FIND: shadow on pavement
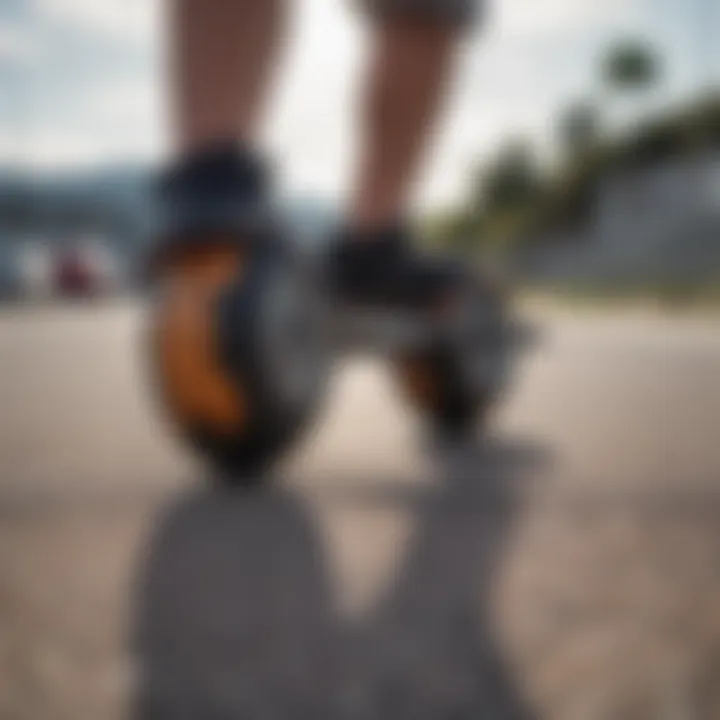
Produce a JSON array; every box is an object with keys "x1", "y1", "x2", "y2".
[{"x1": 133, "y1": 437, "x2": 548, "y2": 719}]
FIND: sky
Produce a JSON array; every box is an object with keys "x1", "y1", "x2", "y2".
[{"x1": 0, "y1": 0, "x2": 717, "y2": 209}]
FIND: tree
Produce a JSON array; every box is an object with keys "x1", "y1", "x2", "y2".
[
  {"x1": 559, "y1": 100, "x2": 601, "y2": 157},
  {"x1": 603, "y1": 40, "x2": 660, "y2": 91},
  {"x1": 479, "y1": 140, "x2": 542, "y2": 215},
  {"x1": 601, "y1": 40, "x2": 662, "y2": 132}
]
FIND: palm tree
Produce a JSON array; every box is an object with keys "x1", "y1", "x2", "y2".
[
  {"x1": 604, "y1": 41, "x2": 659, "y2": 90},
  {"x1": 601, "y1": 39, "x2": 662, "y2": 133}
]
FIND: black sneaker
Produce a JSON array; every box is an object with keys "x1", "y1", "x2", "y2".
[
  {"x1": 148, "y1": 141, "x2": 273, "y2": 273},
  {"x1": 327, "y1": 225, "x2": 469, "y2": 311}
]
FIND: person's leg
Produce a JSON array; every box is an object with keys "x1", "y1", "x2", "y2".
[
  {"x1": 331, "y1": 2, "x2": 478, "y2": 307},
  {"x1": 349, "y1": 14, "x2": 462, "y2": 231},
  {"x1": 152, "y1": 0, "x2": 289, "y2": 267},
  {"x1": 171, "y1": 0, "x2": 287, "y2": 155}
]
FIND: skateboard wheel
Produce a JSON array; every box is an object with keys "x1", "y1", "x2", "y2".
[
  {"x1": 396, "y1": 280, "x2": 509, "y2": 438},
  {"x1": 149, "y1": 241, "x2": 327, "y2": 483},
  {"x1": 397, "y1": 351, "x2": 492, "y2": 437}
]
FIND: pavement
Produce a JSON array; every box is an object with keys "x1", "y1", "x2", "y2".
[{"x1": 1, "y1": 302, "x2": 719, "y2": 719}]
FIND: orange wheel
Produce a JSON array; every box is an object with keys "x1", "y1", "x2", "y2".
[
  {"x1": 149, "y1": 242, "x2": 321, "y2": 482},
  {"x1": 153, "y1": 246, "x2": 248, "y2": 437}
]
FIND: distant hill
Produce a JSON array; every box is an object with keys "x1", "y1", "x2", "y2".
[
  {"x1": 0, "y1": 166, "x2": 152, "y2": 247},
  {"x1": 0, "y1": 166, "x2": 337, "y2": 258}
]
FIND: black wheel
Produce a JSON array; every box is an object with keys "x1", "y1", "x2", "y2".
[
  {"x1": 397, "y1": 350, "x2": 495, "y2": 439},
  {"x1": 149, "y1": 240, "x2": 328, "y2": 485},
  {"x1": 395, "y1": 276, "x2": 509, "y2": 439}
]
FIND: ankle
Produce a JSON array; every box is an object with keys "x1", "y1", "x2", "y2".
[
  {"x1": 161, "y1": 141, "x2": 269, "y2": 205},
  {"x1": 150, "y1": 142, "x2": 272, "y2": 276}
]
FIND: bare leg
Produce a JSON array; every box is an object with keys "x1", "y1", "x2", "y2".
[
  {"x1": 171, "y1": 0, "x2": 287, "y2": 155},
  {"x1": 349, "y1": 15, "x2": 462, "y2": 232}
]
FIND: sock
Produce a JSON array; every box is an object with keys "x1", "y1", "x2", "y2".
[{"x1": 159, "y1": 141, "x2": 268, "y2": 207}]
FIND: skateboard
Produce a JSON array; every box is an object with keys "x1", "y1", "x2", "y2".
[{"x1": 148, "y1": 230, "x2": 519, "y2": 486}]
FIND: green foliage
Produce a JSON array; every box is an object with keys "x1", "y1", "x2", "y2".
[
  {"x1": 424, "y1": 208, "x2": 483, "y2": 251},
  {"x1": 559, "y1": 101, "x2": 601, "y2": 155},
  {"x1": 426, "y1": 93, "x2": 720, "y2": 255},
  {"x1": 478, "y1": 140, "x2": 542, "y2": 215},
  {"x1": 603, "y1": 40, "x2": 661, "y2": 91}
]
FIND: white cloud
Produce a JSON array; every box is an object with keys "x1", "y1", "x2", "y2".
[
  {"x1": 86, "y1": 76, "x2": 162, "y2": 124},
  {"x1": 0, "y1": 124, "x2": 164, "y2": 170},
  {"x1": 265, "y1": 0, "x2": 365, "y2": 200},
  {"x1": 0, "y1": 24, "x2": 42, "y2": 64},
  {"x1": 35, "y1": 0, "x2": 159, "y2": 43},
  {"x1": 495, "y1": 0, "x2": 639, "y2": 37}
]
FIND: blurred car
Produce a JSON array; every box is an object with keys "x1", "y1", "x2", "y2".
[{"x1": 52, "y1": 237, "x2": 124, "y2": 298}]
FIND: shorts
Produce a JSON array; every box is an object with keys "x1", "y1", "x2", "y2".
[{"x1": 362, "y1": 0, "x2": 482, "y2": 28}]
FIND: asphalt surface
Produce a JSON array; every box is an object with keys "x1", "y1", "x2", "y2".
[{"x1": 1, "y1": 302, "x2": 719, "y2": 719}]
